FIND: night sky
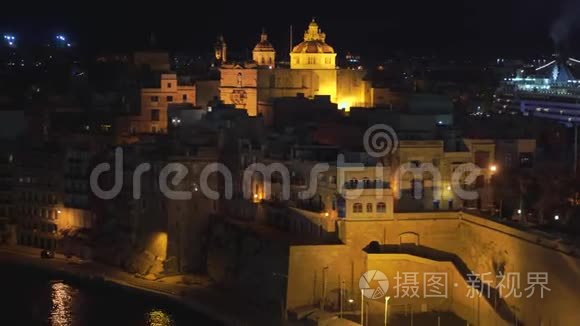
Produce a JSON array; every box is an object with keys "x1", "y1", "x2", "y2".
[{"x1": 0, "y1": 0, "x2": 576, "y2": 60}]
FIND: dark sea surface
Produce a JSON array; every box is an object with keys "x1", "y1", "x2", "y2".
[{"x1": 0, "y1": 264, "x2": 222, "y2": 326}]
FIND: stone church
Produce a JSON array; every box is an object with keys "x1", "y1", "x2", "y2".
[{"x1": 219, "y1": 19, "x2": 371, "y2": 116}]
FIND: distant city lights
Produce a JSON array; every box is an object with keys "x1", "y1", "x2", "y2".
[{"x1": 3, "y1": 34, "x2": 16, "y2": 47}]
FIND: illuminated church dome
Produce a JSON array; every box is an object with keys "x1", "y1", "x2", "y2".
[
  {"x1": 290, "y1": 19, "x2": 336, "y2": 69},
  {"x1": 253, "y1": 30, "x2": 276, "y2": 67}
]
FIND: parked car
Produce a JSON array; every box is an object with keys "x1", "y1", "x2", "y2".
[{"x1": 40, "y1": 250, "x2": 55, "y2": 259}]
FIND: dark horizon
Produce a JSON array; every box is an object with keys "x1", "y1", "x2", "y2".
[{"x1": 0, "y1": 0, "x2": 577, "y2": 60}]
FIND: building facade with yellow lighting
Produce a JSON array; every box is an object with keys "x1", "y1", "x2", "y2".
[
  {"x1": 126, "y1": 73, "x2": 196, "y2": 135},
  {"x1": 219, "y1": 20, "x2": 371, "y2": 116}
]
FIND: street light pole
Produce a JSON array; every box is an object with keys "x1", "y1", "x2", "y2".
[
  {"x1": 360, "y1": 290, "x2": 364, "y2": 326},
  {"x1": 384, "y1": 296, "x2": 390, "y2": 326},
  {"x1": 340, "y1": 281, "x2": 344, "y2": 319},
  {"x1": 321, "y1": 266, "x2": 329, "y2": 311},
  {"x1": 574, "y1": 123, "x2": 578, "y2": 177}
]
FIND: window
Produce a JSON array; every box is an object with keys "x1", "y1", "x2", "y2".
[
  {"x1": 151, "y1": 126, "x2": 157, "y2": 133},
  {"x1": 325, "y1": 57, "x2": 330, "y2": 64},
  {"x1": 377, "y1": 202, "x2": 386, "y2": 213},
  {"x1": 167, "y1": 82, "x2": 172, "y2": 88},
  {"x1": 182, "y1": 94, "x2": 187, "y2": 101},
  {"x1": 166, "y1": 96, "x2": 173, "y2": 102},
  {"x1": 366, "y1": 203, "x2": 373, "y2": 212},
  {"x1": 308, "y1": 57, "x2": 315, "y2": 64},
  {"x1": 151, "y1": 109, "x2": 160, "y2": 121},
  {"x1": 150, "y1": 96, "x2": 159, "y2": 102},
  {"x1": 519, "y1": 152, "x2": 534, "y2": 168},
  {"x1": 353, "y1": 203, "x2": 363, "y2": 213}
]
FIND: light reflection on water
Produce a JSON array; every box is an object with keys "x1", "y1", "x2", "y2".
[
  {"x1": 50, "y1": 282, "x2": 75, "y2": 326},
  {"x1": 0, "y1": 263, "x2": 219, "y2": 326},
  {"x1": 48, "y1": 281, "x2": 175, "y2": 326},
  {"x1": 147, "y1": 309, "x2": 174, "y2": 326}
]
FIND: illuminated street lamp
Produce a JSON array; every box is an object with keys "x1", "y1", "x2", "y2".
[
  {"x1": 554, "y1": 215, "x2": 560, "y2": 221},
  {"x1": 490, "y1": 164, "x2": 498, "y2": 173},
  {"x1": 517, "y1": 209, "x2": 522, "y2": 215}
]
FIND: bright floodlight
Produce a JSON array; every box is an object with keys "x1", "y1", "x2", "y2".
[{"x1": 554, "y1": 215, "x2": 560, "y2": 221}]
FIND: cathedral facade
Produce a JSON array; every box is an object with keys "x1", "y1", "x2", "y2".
[{"x1": 219, "y1": 20, "x2": 371, "y2": 117}]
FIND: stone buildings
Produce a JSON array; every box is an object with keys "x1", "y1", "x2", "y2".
[
  {"x1": 207, "y1": 135, "x2": 578, "y2": 326},
  {"x1": 125, "y1": 73, "x2": 196, "y2": 135},
  {"x1": 219, "y1": 20, "x2": 371, "y2": 117}
]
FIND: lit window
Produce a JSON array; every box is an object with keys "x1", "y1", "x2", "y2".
[{"x1": 377, "y1": 202, "x2": 386, "y2": 213}]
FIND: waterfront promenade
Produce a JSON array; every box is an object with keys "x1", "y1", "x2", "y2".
[{"x1": 0, "y1": 245, "x2": 278, "y2": 326}]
